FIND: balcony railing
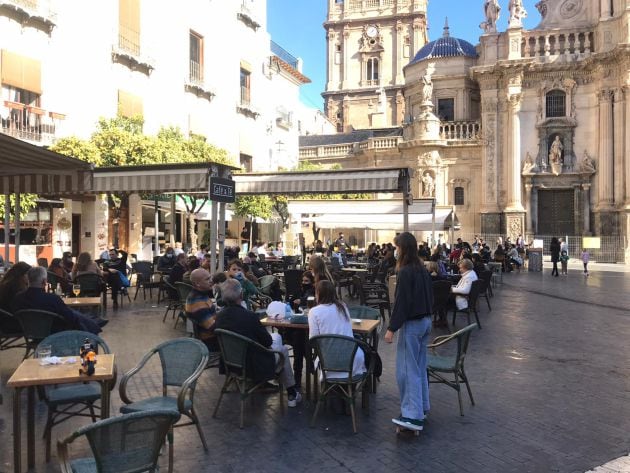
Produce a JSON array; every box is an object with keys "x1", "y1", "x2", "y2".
[
  {"x1": 0, "y1": 0, "x2": 57, "y2": 29},
  {"x1": 439, "y1": 121, "x2": 481, "y2": 142},
  {"x1": 240, "y1": 86, "x2": 251, "y2": 108},
  {"x1": 521, "y1": 28, "x2": 595, "y2": 59},
  {"x1": 117, "y1": 25, "x2": 141, "y2": 57},
  {"x1": 271, "y1": 41, "x2": 298, "y2": 70},
  {"x1": 1, "y1": 101, "x2": 64, "y2": 145},
  {"x1": 237, "y1": 1, "x2": 261, "y2": 30},
  {"x1": 335, "y1": 0, "x2": 425, "y2": 12},
  {"x1": 188, "y1": 60, "x2": 203, "y2": 86},
  {"x1": 112, "y1": 25, "x2": 154, "y2": 74},
  {"x1": 237, "y1": 86, "x2": 258, "y2": 118}
]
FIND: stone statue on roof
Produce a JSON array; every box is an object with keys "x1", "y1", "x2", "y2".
[
  {"x1": 508, "y1": 0, "x2": 527, "y2": 27},
  {"x1": 481, "y1": 0, "x2": 501, "y2": 33}
]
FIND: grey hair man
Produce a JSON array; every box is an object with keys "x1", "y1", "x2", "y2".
[
  {"x1": 10, "y1": 267, "x2": 106, "y2": 334},
  {"x1": 214, "y1": 278, "x2": 302, "y2": 407}
]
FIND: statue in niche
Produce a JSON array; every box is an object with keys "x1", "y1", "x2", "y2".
[
  {"x1": 481, "y1": 0, "x2": 501, "y2": 33},
  {"x1": 422, "y1": 172, "x2": 435, "y2": 197},
  {"x1": 548, "y1": 135, "x2": 564, "y2": 165},
  {"x1": 522, "y1": 152, "x2": 538, "y2": 174},
  {"x1": 421, "y1": 69, "x2": 433, "y2": 105},
  {"x1": 508, "y1": 0, "x2": 527, "y2": 26},
  {"x1": 580, "y1": 150, "x2": 596, "y2": 173}
]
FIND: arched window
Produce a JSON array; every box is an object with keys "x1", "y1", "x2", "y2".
[
  {"x1": 366, "y1": 57, "x2": 379, "y2": 82},
  {"x1": 454, "y1": 186, "x2": 465, "y2": 205},
  {"x1": 546, "y1": 90, "x2": 566, "y2": 118}
]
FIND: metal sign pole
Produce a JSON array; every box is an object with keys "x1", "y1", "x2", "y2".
[
  {"x1": 14, "y1": 193, "x2": 20, "y2": 262},
  {"x1": 218, "y1": 202, "x2": 226, "y2": 272},
  {"x1": 4, "y1": 194, "x2": 9, "y2": 263}
]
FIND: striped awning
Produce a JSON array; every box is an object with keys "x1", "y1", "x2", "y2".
[
  {"x1": 234, "y1": 168, "x2": 407, "y2": 195},
  {"x1": 93, "y1": 162, "x2": 239, "y2": 193},
  {"x1": 0, "y1": 132, "x2": 93, "y2": 194}
]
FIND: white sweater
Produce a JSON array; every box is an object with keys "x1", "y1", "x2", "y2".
[{"x1": 309, "y1": 303, "x2": 366, "y2": 379}]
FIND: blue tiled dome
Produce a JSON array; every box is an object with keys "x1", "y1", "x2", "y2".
[{"x1": 410, "y1": 22, "x2": 477, "y2": 65}]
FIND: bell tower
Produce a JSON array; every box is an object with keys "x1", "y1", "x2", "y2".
[{"x1": 324, "y1": 0, "x2": 429, "y2": 131}]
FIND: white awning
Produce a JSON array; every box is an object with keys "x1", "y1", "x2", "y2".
[
  {"x1": 141, "y1": 199, "x2": 233, "y2": 221},
  {"x1": 234, "y1": 168, "x2": 406, "y2": 195},
  {"x1": 288, "y1": 199, "x2": 453, "y2": 231}
]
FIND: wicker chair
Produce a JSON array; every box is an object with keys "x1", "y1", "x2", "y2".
[
  {"x1": 57, "y1": 410, "x2": 181, "y2": 473},
  {"x1": 451, "y1": 280, "x2": 483, "y2": 329},
  {"x1": 161, "y1": 277, "x2": 182, "y2": 324},
  {"x1": 213, "y1": 328, "x2": 286, "y2": 428},
  {"x1": 14, "y1": 309, "x2": 69, "y2": 359},
  {"x1": 0, "y1": 308, "x2": 25, "y2": 352},
  {"x1": 309, "y1": 334, "x2": 374, "y2": 433},
  {"x1": 427, "y1": 323, "x2": 477, "y2": 416},
  {"x1": 478, "y1": 269, "x2": 493, "y2": 310},
  {"x1": 131, "y1": 261, "x2": 160, "y2": 300},
  {"x1": 432, "y1": 280, "x2": 453, "y2": 328},
  {"x1": 35, "y1": 330, "x2": 115, "y2": 462},
  {"x1": 174, "y1": 282, "x2": 193, "y2": 329},
  {"x1": 119, "y1": 338, "x2": 209, "y2": 465}
]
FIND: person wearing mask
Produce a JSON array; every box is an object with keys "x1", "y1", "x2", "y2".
[
  {"x1": 451, "y1": 259, "x2": 478, "y2": 310},
  {"x1": 384, "y1": 232, "x2": 433, "y2": 433},
  {"x1": 185, "y1": 268, "x2": 218, "y2": 352},
  {"x1": 215, "y1": 278, "x2": 302, "y2": 407},
  {"x1": 308, "y1": 280, "x2": 366, "y2": 381},
  {"x1": 291, "y1": 271, "x2": 315, "y2": 311},
  {"x1": 157, "y1": 247, "x2": 176, "y2": 273},
  {"x1": 102, "y1": 247, "x2": 128, "y2": 309},
  {"x1": 49, "y1": 258, "x2": 72, "y2": 293},
  {"x1": 173, "y1": 242, "x2": 185, "y2": 257},
  {"x1": 61, "y1": 251, "x2": 74, "y2": 274},
  {"x1": 169, "y1": 253, "x2": 188, "y2": 285},
  {"x1": 12, "y1": 266, "x2": 106, "y2": 333},
  {"x1": 226, "y1": 259, "x2": 257, "y2": 310}
]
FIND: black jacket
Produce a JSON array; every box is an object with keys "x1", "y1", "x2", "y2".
[
  {"x1": 215, "y1": 304, "x2": 275, "y2": 382},
  {"x1": 388, "y1": 264, "x2": 433, "y2": 333}
]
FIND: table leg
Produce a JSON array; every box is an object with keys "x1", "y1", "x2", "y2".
[
  {"x1": 13, "y1": 387, "x2": 21, "y2": 473},
  {"x1": 304, "y1": 332, "x2": 312, "y2": 402},
  {"x1": 27, "y1": 386, "x2": 35, "y2": 469},
  {"x1": 101, "y1": 381, "x2": 110, "y2": 419}
]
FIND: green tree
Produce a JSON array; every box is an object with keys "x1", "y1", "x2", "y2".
[
  {"x1": 234, "y1": 195, "x2": 273, "y2": 249},
  {"x1": 50, "y1": 137, "x2": 102, "y2": 166},
  {"x1": 0, "y1": 194, "x2": 39, "y2": 220}
]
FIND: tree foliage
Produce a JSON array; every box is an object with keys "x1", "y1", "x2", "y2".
[
  {"x1": 234, "y1": 195, "x2": 273, "y2": 221},
  {"x1": 0, "y1": 194, "x2": 39, "y2": 220}
]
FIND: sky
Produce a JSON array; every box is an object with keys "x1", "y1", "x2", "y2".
[{"x1": 267, "y1": 0, "x2": 540, "y2": 111}]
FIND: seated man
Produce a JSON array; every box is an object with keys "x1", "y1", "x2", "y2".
[
  {"x1": 215, "y1": 278, "x2": 302, "y2": 408},
  {"x1": 169, "y1": 253, "x2": 188, "y2": 285},
  {"x1": 102, "y1": 247, "x2": 129, "y2": 309},
  {"x1": 157, "y1": 247, "x2": 176, "y2": 273},
  {"x1": 451, "y1": 259, "x2": 478, "y2": 310},
  {"x1": 185, "y1": 268, "x2": 218, "y2": 352},
  {"x1": 11, "y1": 266, "x2": 106, "y2": 334}
]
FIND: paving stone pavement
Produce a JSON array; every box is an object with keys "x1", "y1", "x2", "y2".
[{"x1": 0, "y1": 267, "x2": 629, "y2": 473}]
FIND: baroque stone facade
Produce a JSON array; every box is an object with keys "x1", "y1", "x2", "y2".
[{"x1": 302, "y1": 0, "x2": 630, "y2": 260}]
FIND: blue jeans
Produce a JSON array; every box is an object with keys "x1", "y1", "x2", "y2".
[{"x1": 396, "y1": 317, "x2": 432, "y2": 420}]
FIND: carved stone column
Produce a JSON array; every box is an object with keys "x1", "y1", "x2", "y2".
[
  {"x1": 613, "y1": 88, "x2": 625, "y2": 205},
  {"x1": 506, "y1": 93, "x2": 524, "y2": 211},
  {"x1": 395, "y1": 21, "x2": 404, "y2": 85},
  {"x1": 524, "y1": 182, "x2": 533, "y2": 234},
  {"x1": 600, "y1": 0, "x2": 611, "y2": 19},
  {"x1": 582, "y1": 183, "x2": 591, "y2": 235},
  {"x1": 326, "y1": 30, "x2": 336, "y2": 90},
  {"x1": 625, "y1": 85, "x2": 630, "y2": 207},
  {"x1": 342, "y1": 27, "x2": 350, "y2": 90},
  {"x1": 597, "y1": 89, "x2": 614, "y2": 209},
  {"x1": 531, "y1": 185, "x2": 539, "y2": 235}
]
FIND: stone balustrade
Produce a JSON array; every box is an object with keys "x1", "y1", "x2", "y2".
[
  {"x1": 299, "y1": 136, "x2": 403, "y2": 159},
  {"x1": 439, "y1": 121, "x2": 481, "y2": 142},
  {"x1": 331, "y1": 0, "x2": 425, "y2": 14},
  {"x1": 520, "y1": 28, "x2": 596, "y2": 59}
]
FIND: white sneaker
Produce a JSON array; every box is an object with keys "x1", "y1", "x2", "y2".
[{"x1": 288, "y1": 391, "x2": 302, "y2": 408}]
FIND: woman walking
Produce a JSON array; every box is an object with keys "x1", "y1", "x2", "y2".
[
  {"x1": 384, "y1": 232, "x2": 433, "y2": 432},
  {"x1": 550, "y1": 237, "x2": 561, "y2": 277}
]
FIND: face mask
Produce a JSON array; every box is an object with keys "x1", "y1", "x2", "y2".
[
  {"x1": 302, "y1": 283, "x2": 312, "y2": 290},
  {"x1": 167, "y1": 254, "x2": 173, "y2": 258},
  {"x1": 394, "y1": 250, "x2": 399, "y2": 259},
  {"x1": 234, "y1": 271, "x2": 244, "y2": 281}
]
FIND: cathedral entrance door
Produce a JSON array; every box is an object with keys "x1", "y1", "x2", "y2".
[{"x1": 537, "y1": 189, "x2": 574, "y2": 235}]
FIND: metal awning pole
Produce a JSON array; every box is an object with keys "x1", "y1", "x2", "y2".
[
  {"x1": 218, "y1": 202, "x2": 226, "y2": 272},
  {"x1": 4, "y1": 194, "x2": 9, "y2": 263},
  {"x1": 210, "y1": 201, "x2": 218, "y2": 272},
  {"x1": 154, "y1": 198, "x2": 159, "y2": 257},
  {"x1": 402, "y1": 193, "x2": 409, "y2": 233},
  {"x1": 170, "y1": 195, "x2": 176, "y2": 247},
  {"x1": 431, "y1": 198, "x2": 436, "y2": 248},
  {"x1": 14, "y1": 193, "x2": 20, "y2": 262}
]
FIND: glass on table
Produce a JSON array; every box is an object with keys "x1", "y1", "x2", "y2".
[
  {"x1": 307, "y1": 296, "x2": 315, "y2": 309},
  {"x1": 72, "y1": 284, "x2": 81, "y2": 297},
  {"x1": 38, "y1": 344, "x2": 52, "y2": 364}
]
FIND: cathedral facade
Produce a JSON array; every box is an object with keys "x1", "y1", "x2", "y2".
[{"x1": 302, "y1": 0, "x2": 630, "y2": 261}]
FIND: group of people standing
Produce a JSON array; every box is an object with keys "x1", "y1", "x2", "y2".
[{"x1": 549, "y1": 238, "x2": 590, "y2": 277}]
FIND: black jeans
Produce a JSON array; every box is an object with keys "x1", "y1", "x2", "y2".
[{"x1": 551, "y1": 261, "x2": 559, "y2": 276}]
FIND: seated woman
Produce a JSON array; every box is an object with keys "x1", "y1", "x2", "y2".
[
  {"x1": 49, "y1": 258, "x2": 72, "y2": 294},
  {"x1": 291, "y1": 271, "x2": 315, "y2": 311},
  {"x1": 309, "y1": 255, "x2": 334, "y2": 284},
  {"x1": 308, "y1": 280, "x2": 366, "y2": 380},
  {"x1": 506, "y1": 244, "x2": 523, "y2": 272},
  {"x1": 71, "y1": 252, "x2": 103, "y2": 281},
  {"x1": 0, "y1": 262, "x2": 31, "y2": 313}
]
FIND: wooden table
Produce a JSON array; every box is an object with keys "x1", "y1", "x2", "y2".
[
  {"x1": 261, "y1": 317, "x2": 379, "y2": 401},
  {"x1": 341, "y1": 267, "x2": 369, "y2": 273},
  {"x1": 7, "y1": 354, "x2": 115, "y2": 473},
  {"x1": 65, "y1": 296, "x2": 104, "y2": 316}
]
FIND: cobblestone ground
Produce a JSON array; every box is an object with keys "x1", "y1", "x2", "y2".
[{"x1": 1, "y1": 265, "x2": 629, "y2": 473}]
